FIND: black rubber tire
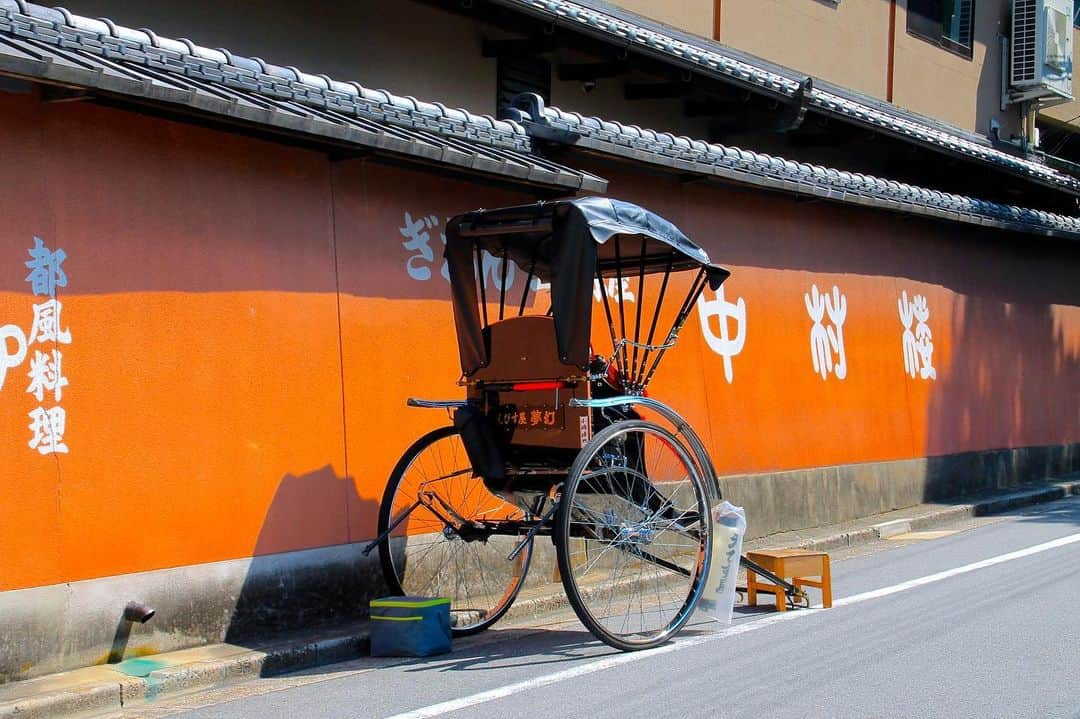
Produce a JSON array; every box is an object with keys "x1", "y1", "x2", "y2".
[
  {"x1": 377, "y1": 426, "x2": 532, "y2": 636},
  {"x1": 556, "y1": 419, "x2": 711, "y2": 651}
]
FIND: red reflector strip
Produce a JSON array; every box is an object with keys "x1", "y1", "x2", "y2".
[{"x1": 510, "y1": 381, "x2": 569, "y2": 391}]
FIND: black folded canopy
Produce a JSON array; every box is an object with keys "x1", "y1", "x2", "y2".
[{"x1": 445, "y1": 196, "x2": 729, "y2": 376}]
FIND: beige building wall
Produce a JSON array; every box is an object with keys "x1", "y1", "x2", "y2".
[
  {"x1": 610, "y1": 0, "x2": 715, "y2": 37},
  {"x1": 717, "y1": 0, "x2": 892, "y2": 101},
  {"x1": 611, "y1": 0, "x2": 1026, "y2": 138},
  {"x1": 891, "y1": 0, "x2": 1019, "y2": 137}
]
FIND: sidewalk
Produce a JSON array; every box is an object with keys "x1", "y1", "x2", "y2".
[{"x1": 2, "y1": 476, "x2": 1077, "y2": 719}]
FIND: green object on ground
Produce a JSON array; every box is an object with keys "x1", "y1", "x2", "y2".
[{"x1": 112, "y1": 658, "x2": 167, "y2": 678}]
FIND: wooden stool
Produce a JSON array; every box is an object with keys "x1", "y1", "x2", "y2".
[{"x1": 746, "y1": 549, "x2": 832, "y2": 611}]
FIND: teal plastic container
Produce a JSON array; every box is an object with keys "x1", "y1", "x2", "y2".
[{"x1": 369, "y1": 596, "x2": 452, "y2": 657}]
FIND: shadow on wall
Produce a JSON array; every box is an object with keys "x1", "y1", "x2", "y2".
[
  {"x1": 223, "y1": 465, "x2": 383, "y2": 644},
  {"x1": 923, "y1": 297, "x2": 1080, "y2": 503}
]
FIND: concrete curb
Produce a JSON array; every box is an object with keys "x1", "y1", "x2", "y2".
[
  {"x1": 2, "y1": 478, "x2": 1078, "y2": 718},
  {"x1": 789, "y1": 479, "x2": 1080, "y2": 553},
  {"x1": 0, "y1": 627, "x2": 372, "y2": 719}
]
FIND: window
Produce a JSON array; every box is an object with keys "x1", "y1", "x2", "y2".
[{"x1": 907, "y1": 0, "x2": 976, "y2": 58}]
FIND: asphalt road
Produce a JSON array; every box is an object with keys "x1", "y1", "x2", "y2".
[{"x1": 108, "y1": 496, "x2": 1080, "y2": 719}]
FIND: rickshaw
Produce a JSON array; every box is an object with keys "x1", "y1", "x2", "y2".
[{"x1": 364, "y1": 197, "x2": 732, "y2": 651}]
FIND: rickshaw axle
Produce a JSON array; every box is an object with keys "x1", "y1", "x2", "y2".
[{"x1": 506, "y1": 499, "x2": 561, "y2": 561}]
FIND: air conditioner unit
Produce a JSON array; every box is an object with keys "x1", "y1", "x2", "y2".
[{"x1": 1010, "y1": 0, "x2": 1073, "y2": 103}]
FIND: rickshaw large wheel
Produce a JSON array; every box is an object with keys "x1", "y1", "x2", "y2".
[
  {"x1": 556, "y1": 419, "x2": 711, "y2": 651},
  {"x1": 377, "y1": 426, "x2": 532, "y2": 636}
]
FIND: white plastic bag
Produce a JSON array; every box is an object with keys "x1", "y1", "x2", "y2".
[{"x1": 696, "y1": 501, "x2": 746, "y2": 624}]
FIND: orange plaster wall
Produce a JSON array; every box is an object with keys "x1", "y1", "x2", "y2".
[
  {"x1": 567, "y1": 165, "x2": 1079, "y2": 475},
  {"x1": 0, "y1": 92, "x2": 1077, "y2": 593},
  {"x1": 0, "y1": 94, "x2": 348, "y2": 589}
]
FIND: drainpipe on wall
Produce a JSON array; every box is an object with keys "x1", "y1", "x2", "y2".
[
  {"x1": 1021, "y1": 102, "x2": 1030, "y2": 151},
  {"x1": 999, "y1": 34, "x2": 1009, "y2": 113},
  {"x1": 997, "y1": 33, "x2": 1028, "y2": 151},
  {"x1": 1022, "y1": 102, "x2": 1039, "y2": 151},
  {"x1": 713, "y1": 0, "x2": 722, "y2": 41},
  {"x1": 887, "y1": 0, "x2": 897, "y2": 102}
]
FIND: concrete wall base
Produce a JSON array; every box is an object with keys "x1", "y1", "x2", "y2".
[
  {"x1": 1, "y1": 441, "x2": 1077, "y2": 684},
  {"x1": 721, "y1": 442, "x2": 1080, "y2": 539}
]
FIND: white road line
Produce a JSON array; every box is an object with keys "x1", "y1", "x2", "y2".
[
  {"x1": 383, "y1": 531, "x2": 1080, "y2": 719},
  {"x1": 834, "y1": 531, "x2": 1080, "y2": 606}
]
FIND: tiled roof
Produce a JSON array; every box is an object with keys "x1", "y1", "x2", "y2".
[
  {"x1": 0, "y1": 0, "x2": 607, "y2": 192},
  {"x1": 488, "y1": 0, "x2": 1080, "y2": 197},
  {"x1": 2, "y1": 1, "x2": 1077, "y2": 241},
  {"x1": 506, "y1": 96, "x2": 1080, "y2": 241}
]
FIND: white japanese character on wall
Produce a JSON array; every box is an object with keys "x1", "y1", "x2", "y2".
[
  {"x1": 400, "y1": 211, "x2": 519, "y2": 293},
  {"x1": 477, "y1": 249, "x2": 516, "y2": 292},
  {"x1": 696, "y1": 286, "x2": 747, "y2": 384},
  {"x1": 592, "y1": 278, "x2": 635, "y2": 304},
  {"x1": 805, "y1": 284, "x2": 847, "y2": 380},
  {"x1": 26, "y1": 349, "x2": 68, "y2": 402},
  {"x1": 898, "y1": 290, "x2": 936, "y2": 380},
  {"x1": 18, "y1": 236, "x2": 73, "y2": 456},
  {"x1": 28, "y1": 298, "x2": 72, "y2": 345},
  {"x1": 25, "y1": 236, "x2": 67, "y2": 298},
  {"x1": 28, "y1": 405, "x2": 68, "y2": 455},
  {"x1": 400, "y1": 212, "x2": 448, "y2": 282}
]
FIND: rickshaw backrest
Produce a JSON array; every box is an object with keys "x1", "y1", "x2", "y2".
[{"x1": 470, "y1": 315, "x2": 579, "y2": 383}]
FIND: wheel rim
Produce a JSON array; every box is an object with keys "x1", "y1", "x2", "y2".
[
  {"x1": 381, "y1": 429, "x2": 531, "y2": 634},
  {"x1": 560, "y1": 421, "x2": 709, "y2": 648}
]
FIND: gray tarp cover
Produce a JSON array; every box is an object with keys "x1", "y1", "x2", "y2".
[{"x1": 445, "y1": 197, "x2": 728, "y2": 375}]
